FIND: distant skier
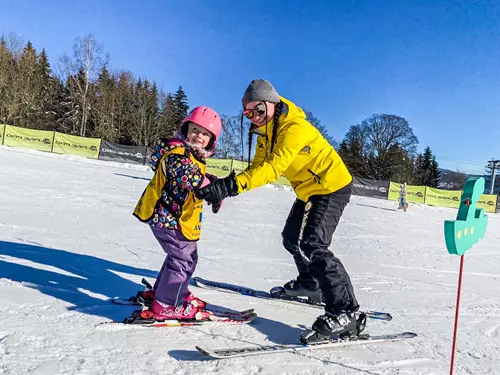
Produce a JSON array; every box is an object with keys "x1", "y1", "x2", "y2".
[
  {"x1": 398, "y1": 183, "x2": 408, "y2": 212},
  {"x1": 195, "y1": 79, "x2": 364, "y2": 343},
  {"x1": 132, "y1": 106, "x2": 222, "y2": 322}
]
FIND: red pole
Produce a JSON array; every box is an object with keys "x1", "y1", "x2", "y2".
[{"x1": 450, "y1": 255, "x2": 465, "y2": 375}]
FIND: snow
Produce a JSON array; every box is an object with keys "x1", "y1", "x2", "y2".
[{"x1": 0, "y1": 145, "x2": 499, "y2": 374}]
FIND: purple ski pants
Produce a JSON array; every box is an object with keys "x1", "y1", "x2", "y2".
[{"x1": 150, "y1": 226, "x2": 198, "y2": 306}]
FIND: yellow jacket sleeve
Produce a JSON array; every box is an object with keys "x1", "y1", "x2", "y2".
[{"x1": 235, "y1": 120, "x2": 308, "y2": 193}]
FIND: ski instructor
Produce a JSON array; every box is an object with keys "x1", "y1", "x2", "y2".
[{"x1": 195, "y1": 79, "x2": 364, "y2": 344}]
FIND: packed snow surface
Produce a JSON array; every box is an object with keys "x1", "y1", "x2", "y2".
[{"x1": 0, "y1": 146, "x2": 499, "y2": 374}]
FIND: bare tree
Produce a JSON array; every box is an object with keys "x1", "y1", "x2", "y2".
[
  {"x1": 215, "y1": 114, "x2": 241, "y2": 159},
  {"x1": 59, "y1": 34, "x2": 107, "y2": 136},
  {"x1": 340, "y1": 114, "x2": 419, "y2": 180},
  {"x1": 128, "y1": 79, "x2": 159, "y2": 147},
  {"x1": 2, "y1": 33, "x2": 24, "y2": 58},
  {"x1": 0, "y1": 34, "x2": 25, "y2": 124},
  {"x1": 304, "y1": 110, "x2": 337, "y2": 148}
]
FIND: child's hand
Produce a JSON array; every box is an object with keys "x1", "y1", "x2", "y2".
[
  {"x1": 201, "y1": 174, "x2": 224, "y2": 213},
  {"x1": 196, "y1": 172, "x2": 238, "y2": 203}
]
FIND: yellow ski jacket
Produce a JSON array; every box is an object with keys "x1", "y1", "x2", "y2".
[{"x1": 235, "y1": 96, "x2": 352, "y2": 202}]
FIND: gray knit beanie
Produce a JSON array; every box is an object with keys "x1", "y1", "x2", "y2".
[{"x1": 242, "y1": 79, "x2": 280, "y2": 108}]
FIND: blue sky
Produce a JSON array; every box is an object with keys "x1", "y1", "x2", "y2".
[{"x1": 2, "y1": 0, "x2": 500, "y2": 174}]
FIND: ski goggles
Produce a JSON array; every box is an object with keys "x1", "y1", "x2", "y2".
[{"x1": 243, "y1": 102, "x2": 266, "y2": 119}]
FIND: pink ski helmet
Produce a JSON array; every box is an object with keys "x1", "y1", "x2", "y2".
[{"x1": 180, "y1": 106, "x2": 221, "y2": 152}]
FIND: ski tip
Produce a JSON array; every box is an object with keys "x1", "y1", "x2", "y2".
[
  {"x1": 195, "y1": 345, "x2": 210, "y2": 355},
  {"x1": 141, "y1": 278, "x2": 153, "y2": 289},
  {"x1": 365, "y1": 311, "x2": 392, "y2": 321},
  {"x1": 401, "y1": 332, "x2": 418, "y2": 339}
]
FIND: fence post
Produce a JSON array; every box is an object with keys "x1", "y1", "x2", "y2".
[
  {"x1": 143, "y1": 146, "x2": 149, "y2": 165},
  {"x1": 95, "y1": 139, "x2": 102, "y2": 160},
  {"x1": 50, "y1": 131, "x2": 56, "y2": 153},
  {"x1": 0, "y1": 124, "x2": 6, "y2": 146}
]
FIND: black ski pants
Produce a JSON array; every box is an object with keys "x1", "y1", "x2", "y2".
[{"x1": 281, "y1": 183, "x2": 359, "y2": 314}]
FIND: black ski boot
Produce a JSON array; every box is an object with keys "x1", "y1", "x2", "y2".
[
  {"x1": 299, "y1": 311, "x2": 367, "y2": 344},
  {"x1": 271, "y1": 277, "x2": 324, "y2": 304}
]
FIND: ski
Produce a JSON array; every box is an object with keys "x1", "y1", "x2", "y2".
[
  {"x1": 110, "y1": 296, "x2": 255, "y2": 319},
  {"x1": 196, "y1": 331, "x2": 417, "y2": 359},
  {"x1": 111, "y1": 280, "x2": 255, "y2": 319},
  {"x1": 111, "y1": 296, "x2": 143, "y2": 306},
  {"x1": 190, "y1": 276, "x2": 392, "y2": 321},
  {"x1": 111, "y1": 277, "x2": 154, "y2": 306},
  {"x1": 99, "y1": 309, "x2": 257, "y2": 327}
]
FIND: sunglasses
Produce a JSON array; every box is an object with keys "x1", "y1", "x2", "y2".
[{"x1": 243, "y1": 102, "x2": 266, "y2": 119}]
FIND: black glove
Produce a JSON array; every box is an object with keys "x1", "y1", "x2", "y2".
[
  {"x1": 196, "y1": 171, "x2": 239, "y2": 204},
  {"x1": 204, "y1": 174, "x2": 223, "y2": 214},
  {"x1": 209, "y1": 200, "x2": 222, "y2": 214}
]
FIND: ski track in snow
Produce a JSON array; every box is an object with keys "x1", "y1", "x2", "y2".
[{"x1": 0, "y1": 146, "x2": 499, "y2": 374}]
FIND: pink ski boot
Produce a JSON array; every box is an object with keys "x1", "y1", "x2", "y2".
[
  {"x1": 185, "y1": 291, "x2": 207, "y2": 309},
  {"x1": 150, "y1": 299, "x2": 211, "y2": 321}
]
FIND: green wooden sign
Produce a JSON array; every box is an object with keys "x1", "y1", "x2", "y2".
[{"x1": 444, "y1": 177, "x2": 488, "y2": 256}]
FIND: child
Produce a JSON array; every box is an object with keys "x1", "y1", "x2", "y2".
[{"x1": 133, "y1": 106, "x2": 221, "y2": 321}]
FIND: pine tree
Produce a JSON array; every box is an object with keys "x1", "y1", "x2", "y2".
[
  {"x1": 36, "y1": 48, "x2": 57, "y2": 129},
  {"x1": 114, "y1": 71, "x2": 135, "y2": 145},
  {"x1": 159, "y1": 93, "x2": 178, "y2": 138},
  {"x1": 415, "y1": 146, "x2": 439, "y2": 187},
  {"x1": 338, "y1": 139, "x2": 365, "y2": 177},
  {"x1": 91, "y1": 65, "x2": 119, "y2": 140},
  {"x1": 12, "y1": 41, "x2": 40, "y2": 128},
  {"x1": 0, "y1": 36, "x2": 14, "y2": 123},
  {"x1": 430, "y1": 155, "x2": 440, "y2": 188},
  {"x1": 173, "y1": 86, "x2": 189, "y2": 126},
  {"x1": 51, "y1": 76, "x2": 73, "y2": 132}
]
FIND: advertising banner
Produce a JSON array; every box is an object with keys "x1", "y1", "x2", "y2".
[
  {"x1": 52, "y1": 132, "x2": 101, "y2": 159},
  {"x1": 206, "y1": 158, "x2": 233, "y2": 177},
  {"x1": 477, "y1": 194, "x2": 497, "y2": 213},
  {"x1": 352, "y1": 176, "x2": 389, "y2": 199},
  {"x1": 3, "y1": 125, "x2": 53, "y2": 152},
  {"x1": 143, "y1": 147, "x2": 154, "y2": 165},
  {"x1": 388, "y1": 182, "x2": 426, "y2": 204},
  {"x1": 99, "y1": 140, "x2": 147, "y2": 164},
  {"x1": 425, "y1": 187, "x2": 461, "y2": 208},
  {"x1": 231, "y1": 159, "x2": 248, "y2": 173}
]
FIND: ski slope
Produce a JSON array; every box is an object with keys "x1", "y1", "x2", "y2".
[{"x1": 0, "y1": 145, "x2": 499, "y2": 375}]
